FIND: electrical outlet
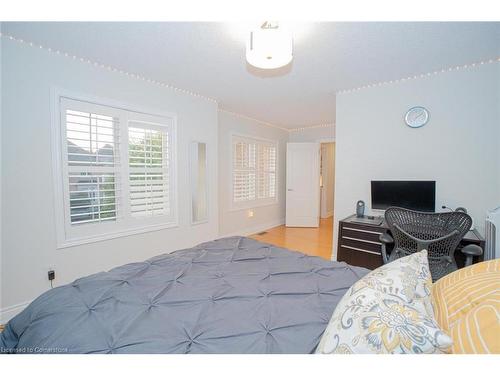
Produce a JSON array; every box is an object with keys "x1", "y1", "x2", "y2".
[{"x1": 48, "y1": 270, "x2": 55, "y2": 281}]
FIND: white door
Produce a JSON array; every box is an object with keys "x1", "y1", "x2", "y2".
[{"x1": 286, "y1": 143, "x2": 320, "y2": 227}]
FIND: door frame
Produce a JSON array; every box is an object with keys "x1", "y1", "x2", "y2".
[{"x1": 320, "y1": 142, "x2": 335, "y2": 219}]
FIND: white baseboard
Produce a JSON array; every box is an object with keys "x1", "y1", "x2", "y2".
[
  {"x1": 220, "y1": 218, "x2": 285, "y2": 238},
  {"x1": 1, "y1": 300, "x2": 31, "y2": 324},
  {"x1": 331, "y1": 250, "x2": 338, "y2": 262}
]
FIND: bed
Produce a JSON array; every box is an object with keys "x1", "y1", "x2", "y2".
[{"x1": 0, "y1": 237, "x2": 368, "y2": 354}]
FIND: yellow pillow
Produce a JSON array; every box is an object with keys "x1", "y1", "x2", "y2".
[
  {"x1": 432, "y1": 259, "x2": 500, "y2": 354},
  {"x1": 449, "y1": 299, "x2": 500, "y2": 354}
]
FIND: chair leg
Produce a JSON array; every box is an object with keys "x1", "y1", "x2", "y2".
[
  {"x1": 464, "y1": 255, "x2": 473, "y2": 267},
  {"x1": 381, "y1": 244, "x2": 389, "y2": 264}
]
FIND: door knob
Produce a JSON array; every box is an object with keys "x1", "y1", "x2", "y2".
[{"x1": 287, "y1": 189, "x2": 294, "y2": 191}]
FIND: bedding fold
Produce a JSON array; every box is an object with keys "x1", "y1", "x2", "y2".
[{"x1": 0, "y1": 237, "x2": 368, "y2": 354}]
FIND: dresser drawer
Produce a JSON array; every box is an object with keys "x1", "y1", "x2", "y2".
[
  {"x1": 337, "y1": 217, "x2": 387, "y2": 270},
  {"x1": 341, "y1": 226, "x2": 384, "y2": 245},
  {"x1": 339, "y1": 246, "x2": 383, "y2": 269},
  {"x1": 341, "y1": 223, "x2": 386, "y2": 234},
  {"x1": 340, "y1": 237, "x2": 381, "y2": 254}
]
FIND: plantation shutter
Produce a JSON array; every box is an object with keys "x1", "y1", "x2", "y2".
[
  {"x1": 257, "y1": 143, "x2": 277, "y2": 199},
  {"x1": 57, "y1": 96, "x2": 177, "y2": 247},
  {"x1": 128, "y1": 122, "x2": 170, "y2": 217},
  {"x1": 233, "y1": 138, "x2": 256, "y2": 202},
  {"x1": 232, "y1": 135, "x2": 277, "y2": 205},
  {"x1": 64, "y1": 106, "x2": 120, "y2": 225}
]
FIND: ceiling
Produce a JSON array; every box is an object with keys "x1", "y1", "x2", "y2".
[{"x1": 2, "y1": 22, "x2": 499, "y2": 129}]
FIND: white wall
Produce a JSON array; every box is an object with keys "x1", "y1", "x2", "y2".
[
  {"x1": 218, "y1": 111, "x2": 288, "y2": 236},
  {"x1": 1, "y1": 39, "x2": 219, "y2": 322},
  {"x1": 0, "y1": 30, "x2": 3, "y2": 323},
  {"x1": 333, "y1": 63, "x2": 500, "y2": 259},
  {"x1": 289, "y1": 125, "x2": 335, "y2": 142},
  {"x1": 320, "y1": 143, "x2": 335, "y2": 218}
]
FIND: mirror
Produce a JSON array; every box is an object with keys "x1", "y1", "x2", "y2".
[{"x1": 190, "y1": 142, "x2": 208, "y2": 224}]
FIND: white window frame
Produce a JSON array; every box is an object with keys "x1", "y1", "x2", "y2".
[
  {"x1": 229, "y1": 132, "x2": 279, "y2": 211},
  {"x1": 51, "y1": 88, "x2": 178, "y2": 249}
]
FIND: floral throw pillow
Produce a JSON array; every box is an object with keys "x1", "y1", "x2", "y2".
[
  {"x1": 353, "y1": 249, "x2": 434, "y2": 316},
  {"x1": 316, "y1": 250, "x2": 452, "y2": 354}
]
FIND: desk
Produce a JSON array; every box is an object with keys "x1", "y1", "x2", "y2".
[{"x1": 337, "y1": 214, "x2": 485, "y2": 270}]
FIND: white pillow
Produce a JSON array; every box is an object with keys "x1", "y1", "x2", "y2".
[{"x1": 316, "y1": 250, "x2": 452, "y2": 354}]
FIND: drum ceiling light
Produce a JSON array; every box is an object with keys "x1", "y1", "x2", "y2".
[{"x1": 246, "y1": 21, "x2": 293, "y2": 69}]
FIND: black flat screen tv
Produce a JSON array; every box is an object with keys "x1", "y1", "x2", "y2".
[{"x1": 371, "y1": 180, "x2": 436, "y2": 212}]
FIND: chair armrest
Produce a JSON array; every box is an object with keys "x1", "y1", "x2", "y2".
[
  {"x1": 379, "y1": 233, "x2": 394, "y2": 244},
  {"x1": 379, "y1": 233, "x2": 394, "y2": 264},
  {"x1": 461, "y1": 244, "x2": 483, "y2": 267},
  {"x1": 461, "y1": 244, "x2": 483, "y2": 257}
]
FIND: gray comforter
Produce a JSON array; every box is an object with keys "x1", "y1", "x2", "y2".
[{"x1": 0, "y1": 237, "x2": 368, "y2": 354}]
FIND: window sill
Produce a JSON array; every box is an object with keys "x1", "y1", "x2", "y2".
[{"x1": 57, "y1": 221, "x2": 179, "y2": 249}]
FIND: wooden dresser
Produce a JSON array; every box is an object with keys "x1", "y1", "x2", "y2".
[
  {"x1": 337, "y1": 215, "x2": 388, "y2": 269},
  {"x1": 337, "y1": 214, "x2": 485, "y2": 270}
]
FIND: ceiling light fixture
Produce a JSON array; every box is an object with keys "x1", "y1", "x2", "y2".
[{"x1": 246, "y1": 21, "x2": 293, "y2": 70}]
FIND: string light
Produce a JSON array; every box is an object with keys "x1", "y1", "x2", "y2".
[
  {"x1": 2, "y1": 32, "x2": 497, "y2": 130},
  {"x1": 218, "y1": 109, "x2": 289, "y2": 131},
  {"x1": 219, "y1": 109, "x2": 335, "y2": 133},
  {"x1": 0, "y1": 33, "x2": 217, "y2": 104},
  {"x1": 337, "y1": 56, "x2": 500, "y2": 94},
  {"x1": 0, "y1": 29, "x2": 342, "y2": 133},
  {"x1": 288, "y1": 123, "x2": 335, "y2": 132}
]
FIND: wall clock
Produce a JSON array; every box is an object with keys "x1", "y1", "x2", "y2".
[{"x1": 404, "y1": 106, "x2": 429, "y2": 128}]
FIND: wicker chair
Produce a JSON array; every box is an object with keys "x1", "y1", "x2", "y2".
[{"x1": 379, "y1": 207, "x2": 483, "y2": 281}]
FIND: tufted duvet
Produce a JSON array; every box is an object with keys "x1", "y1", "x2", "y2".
[{"x1": 0, "y1": 237, "x2": 368, "y2": 354}]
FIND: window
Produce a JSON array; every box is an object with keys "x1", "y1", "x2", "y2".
[
  {"x1": 55, "y1": 96, "x2": 176, "y2": 247},
  {"x1": 65, "y1": 109, "x2": 119, "y2": 225},
  {"x1": 231, "y1": 135, "x2": 277, "y2": 208},
  {"x1": 128, "y1": 124, "x2": 170, "y2": 218}
]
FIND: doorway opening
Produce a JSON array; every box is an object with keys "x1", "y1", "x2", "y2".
[{"x1": 250, "y1": 141, "x2": 335, "y2": 260}]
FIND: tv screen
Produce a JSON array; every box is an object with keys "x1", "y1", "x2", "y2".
[{"x1": 371, "y1": 181, "x2": 436, "y2": 212}]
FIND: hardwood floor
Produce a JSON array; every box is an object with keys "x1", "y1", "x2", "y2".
[{"x1": 249, "y1": 217, "x2": 333, "y2": 260}]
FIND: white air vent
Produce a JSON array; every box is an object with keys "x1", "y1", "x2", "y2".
[{"x1": 485, "y1": 207, "x2": 500, "y2": 260}]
